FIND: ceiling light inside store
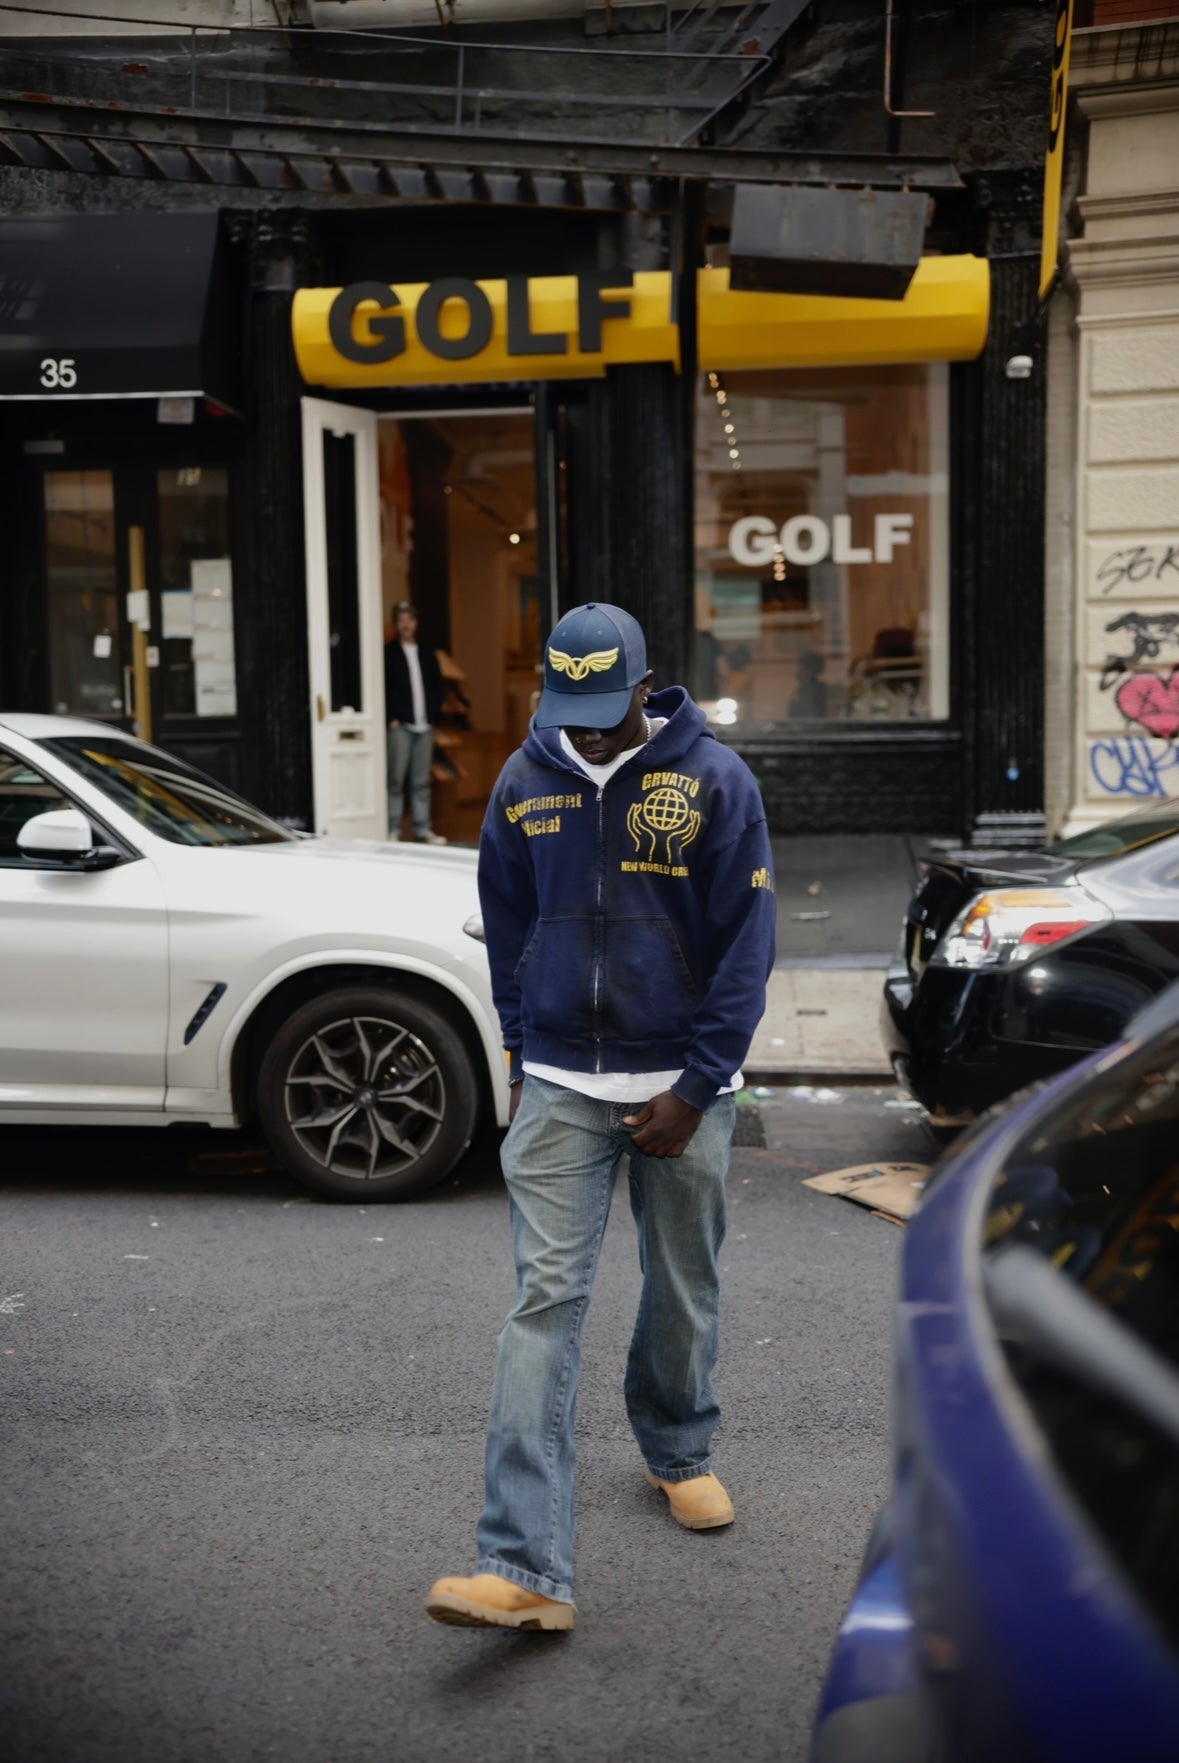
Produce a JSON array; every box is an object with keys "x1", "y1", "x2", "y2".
[{"x1": 508, "y1": 532, "x2": 521, "y2": 545}]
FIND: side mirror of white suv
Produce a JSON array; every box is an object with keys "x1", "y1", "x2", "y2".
[{"x1": 17, "y1": 808, "x2": 118, "y2": 870}]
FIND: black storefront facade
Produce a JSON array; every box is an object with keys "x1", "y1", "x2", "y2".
[{"x1": 0, "y1": 7, "x2": 1054, "y2": 846}]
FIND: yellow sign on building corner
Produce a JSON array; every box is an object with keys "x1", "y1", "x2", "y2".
[
  {"x1": 1040, "y1": 0, "x2": 1075, "y2": 301},
  {"x1": 292, "y1": 260, "x2": 990, "y2": 389}
]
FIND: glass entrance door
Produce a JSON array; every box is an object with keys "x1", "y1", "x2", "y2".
[
  {"x1": 42, "y1": 462, "x2": 242, "y2": 788},
  {"x1": 376, "y1": 407, "x2": 542, "y2": 842},
  {"x1": 44, "y1": 470, "x2": 123, "y2": 719}
]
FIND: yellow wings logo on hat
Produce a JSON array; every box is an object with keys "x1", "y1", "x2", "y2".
[{"x1": 548, "y1": 646, "x2": 619, "y2": 682}]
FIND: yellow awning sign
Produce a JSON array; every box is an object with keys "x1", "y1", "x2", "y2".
[
  {"x1": 292, "y1": 271, "x2": 680, "y2": 388},
  {"x1": 291, "y1": 257, "x2": 991, "y2": 389},
  {"x1": 696, "y1": 258, "x2": 990, "y2": 371},
  {"x1": 1040, "y1": 0, "x2": 1074, "y2": 301}
]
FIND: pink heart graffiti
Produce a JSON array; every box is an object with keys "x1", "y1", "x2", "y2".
[{"x1": 1115, "y1": 669, "x2": 1179, "y2": 740}]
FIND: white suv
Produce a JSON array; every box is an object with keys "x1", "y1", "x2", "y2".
[{"x1": 0, "y1": 715, "x2": 506, "y2": 1201}]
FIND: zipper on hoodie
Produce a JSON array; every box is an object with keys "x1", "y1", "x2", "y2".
[{"x1": 592, "y1": 783, "x2": 606, "y2": 1071}]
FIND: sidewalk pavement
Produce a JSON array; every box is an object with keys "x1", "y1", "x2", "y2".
[
  {"x1": 748, "y1": 966, "x2": 893, "y2": 1080},
  {"x1": 743, "y1": 832, "x2": 940, "y2": 1081}
]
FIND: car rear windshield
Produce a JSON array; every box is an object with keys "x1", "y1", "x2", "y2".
[
  {"x1": 983, "y1": 1031, "x2": 1179, "y2": 1650},
  {"x1": 1048, "y1": 798, "x2": 1179, "y2": 860},
  {"x1": 40, "y1": 737, "x2": 296, "y2": 847}
]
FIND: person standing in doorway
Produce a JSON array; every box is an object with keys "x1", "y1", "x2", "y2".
[
  {"x1": 384, "y1": 600, "x2": 447, "y2": 844},
  {"x1": 426, "y1": 601, "x2": 776, "y2": 1632}
]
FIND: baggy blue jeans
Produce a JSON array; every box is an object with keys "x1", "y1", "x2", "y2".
[
  {"x1": 387, "y1": 725, "x2": 434, "y2": 838},
  {"x1": 474, "y1": 1074, "x2": 736, "y2": 1603}
]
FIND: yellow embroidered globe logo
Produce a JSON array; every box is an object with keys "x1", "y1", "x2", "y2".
[
  {"x1": 627, "y1": 785, "x2": 701, "y2": 865},
  {"x1": 642, "y1": 787, "x2": 691, "y2": 832}
]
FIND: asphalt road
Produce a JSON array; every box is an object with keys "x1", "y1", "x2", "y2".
[{"x1": 0, "y1": 1087, "x2": 935, "y2": 1763}]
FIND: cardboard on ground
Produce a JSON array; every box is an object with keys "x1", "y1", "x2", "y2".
[{"x1": 803, "y1": 1162, "x2": 932, "y2": 1222}]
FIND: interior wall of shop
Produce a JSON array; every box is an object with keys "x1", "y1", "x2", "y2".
[{"x1": 374, "y1": 406, "x2": 541, "y2": 843}]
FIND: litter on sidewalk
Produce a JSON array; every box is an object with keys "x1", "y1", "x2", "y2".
[{"x1": 803, "y1": 1161, "x2": 932, "y2": 1223}]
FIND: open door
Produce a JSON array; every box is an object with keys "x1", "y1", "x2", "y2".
[{"x1": 302, "y1": 397, "x2": 387, "y2": 838}]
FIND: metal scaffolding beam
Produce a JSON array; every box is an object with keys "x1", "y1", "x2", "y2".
[{"x1": 0, "y1": 88, "x2": 964, "y2": 205}]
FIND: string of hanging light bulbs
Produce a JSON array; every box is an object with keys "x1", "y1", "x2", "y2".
[{"x1": 708, "y1": 370, "x2": 786, "y2": 585}]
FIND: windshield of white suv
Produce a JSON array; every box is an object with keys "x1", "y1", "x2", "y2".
[{"x1": 40, "y1": 737, "x2": 296, "y2": 847}]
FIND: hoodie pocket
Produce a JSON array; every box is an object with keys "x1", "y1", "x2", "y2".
[
  {"x1": 602, "y1": 917, "x2": 699, "y2": 1044},
  {"x1": 516, "y1": 916, "x2": 597, "y2": 1040}
]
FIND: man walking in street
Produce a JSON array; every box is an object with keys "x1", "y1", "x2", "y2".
[
  {"x1": 427, "y1": 601, "x2": 776, "y2": 1632},
  {"x1": 384, "y1": 599, "x2": 447, "y2": 844}
]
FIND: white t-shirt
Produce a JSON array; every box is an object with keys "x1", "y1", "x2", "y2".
[
  {"x1": 522, "y1": 719, "x2": 741, "y2": 1105},
  {"x1": 401, "y1": 643, "x2": 430, "y2": 732}
]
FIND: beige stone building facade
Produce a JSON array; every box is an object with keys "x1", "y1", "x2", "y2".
[{"x1": 1054, "y1": 19, "x2": 1179, "y2": 833}]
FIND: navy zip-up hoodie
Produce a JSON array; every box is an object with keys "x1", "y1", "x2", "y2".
[{"x1": 477, "y1": 685, "x2": 777, "y2": 1113}]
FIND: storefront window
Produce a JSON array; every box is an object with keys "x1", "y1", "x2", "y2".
[
  {"x1": 158, "y1": 465, "x2": 236, "y2": 718},
  {"x1": 694, "y1": 364, "x2": 949, "y2": 726},
  {"x1": 45, "y1": 470, "x2": 122, "y2": 718}
]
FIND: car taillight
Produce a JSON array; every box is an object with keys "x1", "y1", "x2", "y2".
[
  {"x1": 932, "y1": 888, "x2": 1111, "y2": 971},
  {"x1": 1018, "y1": 920, "x2": 1094, "y2": 947}
]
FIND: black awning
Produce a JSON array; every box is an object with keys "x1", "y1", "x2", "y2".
[{"x1": 0, "y1": 212, "x2": 239, "y2": 408}]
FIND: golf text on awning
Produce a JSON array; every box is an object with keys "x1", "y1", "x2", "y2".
[
  {"x1": 291, "y1": 260, "x2": 992, "y2": 389},
  {"x1": 328, "y1": 274, "x2": 642, "y2": 364}
]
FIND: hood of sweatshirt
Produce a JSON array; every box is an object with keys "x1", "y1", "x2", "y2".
[{"x1": 521, "y1": 684, "x2": 713, "y2": 775}]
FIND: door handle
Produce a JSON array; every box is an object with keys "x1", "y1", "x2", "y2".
[{"x1": 316, "y1": 694, "x2": 326, "y2": 723}]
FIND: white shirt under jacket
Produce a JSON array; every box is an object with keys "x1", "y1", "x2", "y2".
[{"x1": 401, "y1": 643, "x2": 430, "y2": 733}]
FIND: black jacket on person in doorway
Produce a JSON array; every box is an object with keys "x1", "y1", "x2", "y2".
[{"x1": 384, "y1": 638, "x2": 444, "y2": 727}]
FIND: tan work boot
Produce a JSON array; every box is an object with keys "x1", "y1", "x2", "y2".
[
  {"x1": 426, "y1": 1573, "x2": 574, "y2": 1631},
  {"x1": 643, "y1": 1467, "x2": 734, "y2": 1530}
]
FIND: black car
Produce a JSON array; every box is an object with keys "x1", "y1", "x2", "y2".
[{"x1": 883, "y1": 799, "x2": 1179, "y2": 1119}]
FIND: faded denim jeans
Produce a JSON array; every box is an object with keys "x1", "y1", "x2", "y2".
[
  {"x1": 387, "y1": 724, "x2": 434, "y2": 838},
  {"x1": 474, "y1": 1074, "x2": 735, "y2": 1603}
]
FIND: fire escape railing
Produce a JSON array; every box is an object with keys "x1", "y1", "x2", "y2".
[{"x1": 0, "y1": 1, "x2": 807, "y2": 148}]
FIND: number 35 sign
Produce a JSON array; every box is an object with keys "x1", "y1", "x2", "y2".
[{"x1": 39, "y1": 357, "x2": 78, "y2": 390}]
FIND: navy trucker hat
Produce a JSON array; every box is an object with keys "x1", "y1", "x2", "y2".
[{"x1": 535, "y1": 602, "x2": 648, "y2": 730}]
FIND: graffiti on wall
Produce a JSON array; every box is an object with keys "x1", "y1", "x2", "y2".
[
  {"x1": 1101, "y1": 610, "x2": 1179, "y2": 678},
  {"x1": 1091, "y1": 609, "x2": 1179, "y2": 795},
  {"x1": 1100, "y1": 611, "x2": 1179, "y2": 736},
  {"x1": 1089, "y1": 734, "x2": 1179, "y2": 798},
  {"x1": 1096, "y1": 543, "x2": 1179, "y2": 595},
  {"x1": 1113, "y1": 670, "x2": 1179, "y2": 740}
]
